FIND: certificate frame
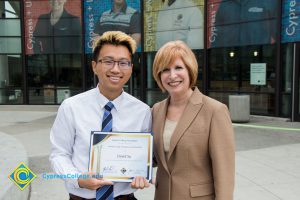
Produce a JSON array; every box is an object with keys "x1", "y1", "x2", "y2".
[{"x1": 89, "y1": 131, "x2": 153, "y2": 182}]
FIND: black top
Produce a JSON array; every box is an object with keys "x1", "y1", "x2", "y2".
[
  {"x1": 211, "y1": 0, "x2": 278, "y2": 47},
  {"x1": 33, "y1": 9, "x2": 81, "y2": 54}
]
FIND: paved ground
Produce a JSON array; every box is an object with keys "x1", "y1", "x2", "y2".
[{"x1": 1, "y1": 105, "x2": 300, "y2": 200}]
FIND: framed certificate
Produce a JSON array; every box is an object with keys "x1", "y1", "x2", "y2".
[{"x1": 89, "y1": 131, "x2": 153, "y2": 182}]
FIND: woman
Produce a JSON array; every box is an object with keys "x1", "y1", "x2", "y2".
[
  {"x1": 151, "y1": 40, "x2": 235, "y2": 200},
  {"x1": 33, "y1": 0, "x2": 81, "y2": 54}
]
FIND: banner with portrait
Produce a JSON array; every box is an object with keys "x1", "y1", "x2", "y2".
[
  {"x1": 84, "y1": 0, "x2": 141, "y2": 54},
  {"x1": 144, "y1": 0, "x2": 204, "y2": 52},
  {"x1": 207, "y1": 0, "x2": 279, "y2": 48},
  {"x1": 281, "y1": 0, "x2": 300, "y2": 43},
  {"x1": 24, "y1": 0, "x2": 82, "y2": 54}
]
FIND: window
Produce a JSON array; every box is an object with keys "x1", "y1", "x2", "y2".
[
  {"x1": 24, "y1": 0, "x2": 83, "y2": 104},
  {"x1": 208, "y1": 45, "x2": 276, "y2": 115},
  {"x1": 0, "y1": 1, "x2": 22, "y2": 104},
  {"x1": 27, "y1": 54, "x2": 83, "y2": 104}
]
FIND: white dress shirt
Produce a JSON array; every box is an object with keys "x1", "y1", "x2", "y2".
[
  {"x1": 49, "y1": 87, "x2": 152, "y2": 198},
  {"x1": 156, "y1": 0, "x2": 204, "y2": 50}
]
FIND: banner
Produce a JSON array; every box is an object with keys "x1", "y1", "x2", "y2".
[
  {"x1": 144, "y1": 0, "x2": 204, "y2": 52},
  {"x1": 24, "y1": 0, "x2": 82, "y2": 54},
  {"x1": 281, "y1": 0, "x2": 300, "y2": 43},
  {"x1": 207, "y1": 0, "x2": 278, "y2": 48},
  {"x1": 84, "y1": 0, "x2": 141, "y2": 54}
]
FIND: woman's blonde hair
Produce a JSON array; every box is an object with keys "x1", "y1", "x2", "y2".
[{"x1": 153, "y1": 40, "x2": 198, "y2": 91}]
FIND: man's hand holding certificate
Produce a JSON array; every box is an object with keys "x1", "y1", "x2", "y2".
[{"x1": 89, "y1": 132, "x2": 153, "y2": 183}]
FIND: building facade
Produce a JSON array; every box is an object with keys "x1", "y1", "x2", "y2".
[{"x1": 0, "y1": 0, "x2": 300, "y2": 121}]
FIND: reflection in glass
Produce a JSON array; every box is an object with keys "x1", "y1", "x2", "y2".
[
  {"x1": 194, "y1": 49, "x2": 204, "y2": 88},
  {"x1": 281, "y1": 43, "x2": 293, "y2": 117},
  {"x1": 208, "y1": 45, "x2": 276, "y2": 115},
  {"x1": 0, "y1": 55, "x2": 22, "y2": 87},
  {"x1": 0, "y1": 55, "x2": 22, "y2": 104},
  {"x1": 27, "y1": 54, "x2": 83, "y2": 104},
  {"x1": 282, "y1": 44, "x2": 293, "y2": 93},
  {"x1": 250, "y1": 93, "x2": 275, "y2": 115},
  {"x1": 0, "y1": 1, "x2": 22, "y2": 104},
  {"x1": 0, "y1": 88, "x2": 23, "y2": 104},
  {"x1": 209, "y1": 92, "x2": 232, "y2": 105},
  {"x1": 0, "y1": 19, "x2": 20, "y2": 36},
  {"x1": 55, "y1": 54, "x2": 82, "y2": 87},
  {"x1": 208, "y1": 48, "x2": 239, "y2": 91},
  {"x1": 0, "y1": 38, "x2": 21, "y2": 53},
  {"x1": 146, "y1": 52, "x2": 163, "y2": 106},
  {"x1": 85, "y1": 54, "x2": 95, "y2": 89},
  {"x1": 132, "y1": 53, "x2": 142, "y2": 99},
  {"x1": 0, "y1": 1, "x2": 20, "y2": 18}
]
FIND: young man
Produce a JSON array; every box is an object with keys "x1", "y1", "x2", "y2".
[
  {"x1": 50, "y1": 31, "x2": 151, "y2": 200},
  {"x1": 94, "y1": 0, "x2": 141, "y2": 47}
]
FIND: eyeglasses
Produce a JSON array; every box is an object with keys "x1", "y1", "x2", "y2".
[{"x1": 97, "y1": 58, "x2": 132, "y2": 69}]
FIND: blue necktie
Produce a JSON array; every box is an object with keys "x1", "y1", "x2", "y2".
[{"x1": 96, "y1": 102, "x2": 114, "y2": 200}]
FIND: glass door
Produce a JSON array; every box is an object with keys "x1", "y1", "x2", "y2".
[{"x1": 294, "y1": 43, "x2": 300, "y2": 121}]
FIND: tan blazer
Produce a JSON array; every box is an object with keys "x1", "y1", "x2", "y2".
[{"x1": 152, "y1": 87, "x2": 235, "y2": 200}]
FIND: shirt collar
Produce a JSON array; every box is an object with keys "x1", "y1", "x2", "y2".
[
  {"x1": 110, "y1": 4, "x2": 127, "y2": 14},
  {"x1": 95, "y1": 86, "x2": 124, "y2": 112}
]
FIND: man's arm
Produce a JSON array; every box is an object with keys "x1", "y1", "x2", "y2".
[
  {"x1": 49, "y1": 100, "x2": 81, "y2": 188},
  {"x1": 142, "y1": 107, "x2": 152, "y2": 132},
  {"x1": 50, "y1": 100, "x2": 115, "y2": 190}
]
